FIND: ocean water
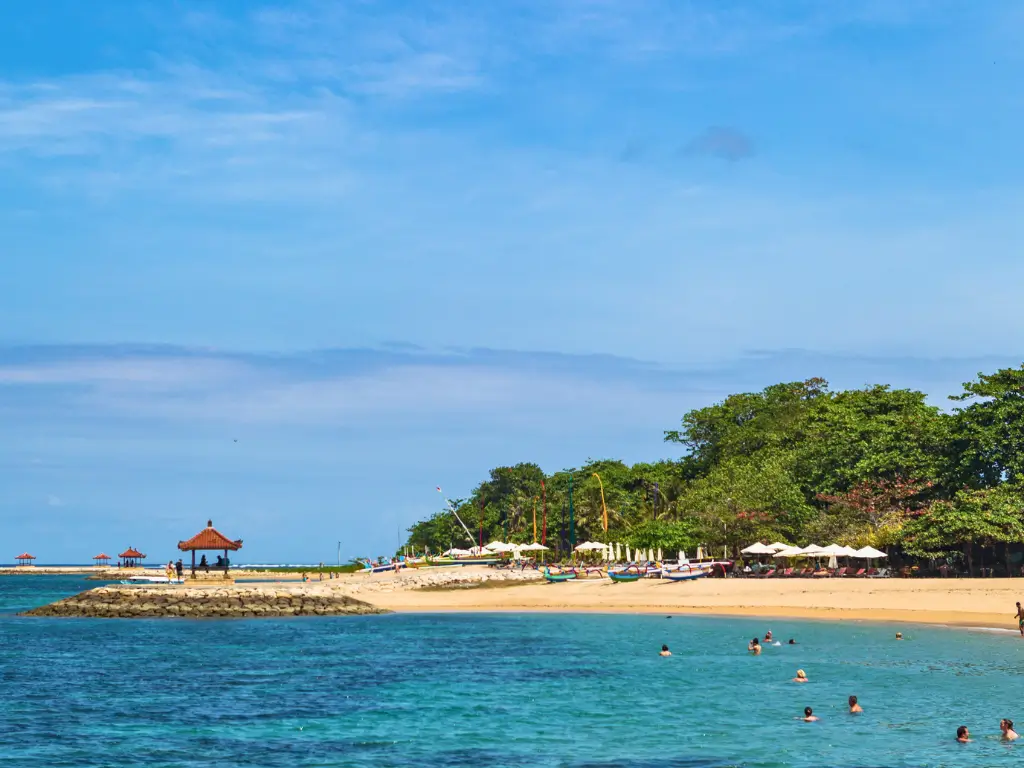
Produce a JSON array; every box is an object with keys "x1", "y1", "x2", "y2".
[{"x1": 0, "y1": 576, "x2": 1021, "y2": 768}]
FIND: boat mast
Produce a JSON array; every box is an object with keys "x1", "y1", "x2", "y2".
[{"x1": 436, "y1": 487, "x2": 476, "y2": 545}]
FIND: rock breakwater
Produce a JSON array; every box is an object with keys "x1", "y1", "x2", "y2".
[{"x1": 20, "y1": 584, "x2": 388, "y2": 618}]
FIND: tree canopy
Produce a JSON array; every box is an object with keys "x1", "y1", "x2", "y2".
[{"x1": 402, "y1": 368, "x2": 1024, "y2": 569}]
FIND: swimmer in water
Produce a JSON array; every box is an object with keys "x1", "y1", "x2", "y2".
[
  {"x1": 956, "y1": 726, "x2": 970, "y2": 743},
  {"x1": 1001, "y1": 719, "x2": 1019, "y2": 741},
  {"x1": 895, "y1": 632, "x2": 903, "y2": 640},
  {"x1": 848, "y1": 695, "x2": 862, "y2": 713},
  {"x1": 765, "y1": 630, "x2": 773, "y2": 642},
  {"x1": 748, "y1": 638, "x2": 761, "y2": 655},
  {"x1": 788, "y1": 639, "x2": 796, "y2": 645},
  {"x1": 792, "y1": 669, "x2": 808, "y2": 683},
  {"x1": 659, "y1": 644, "x2": 672, "y2": 657},
  {"x1": 1015, "y1": 602, "x2": 1024, "y2": 637},
  {"x1": 802, "y1": 707, "x2": 818, "y2": 722}
]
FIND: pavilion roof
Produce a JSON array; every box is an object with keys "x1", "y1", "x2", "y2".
[
  {"x1": 178, "y1": 520, "x2": 243, "y2": 552},
  {"x1": 94, "y1": 553, "x2": 111, "y2": 560},
  {"x1": 119, "y1": 548, "x2": 146, "y2": 559},
  {"x1": 16, "y1": 553, "x2": 35, "y2": 560}
]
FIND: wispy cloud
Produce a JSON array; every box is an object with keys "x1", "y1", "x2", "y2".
[
  {"x1": 683, "y1": 126, "x2": 755, "y2": 161},
  {"x1": 46, "y1": 494, "x2": 64, "y2": 507}
]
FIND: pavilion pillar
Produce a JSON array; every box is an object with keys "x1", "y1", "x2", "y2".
[{"x1": 191, "y1": 550, "x2": 196, "y2": 575}]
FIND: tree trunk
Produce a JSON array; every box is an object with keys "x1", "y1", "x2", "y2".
[
  {"x1": 1005, "y1": 542, "x2": 1011, "y2": 577},
  {"x1": 964, "y1": 543, "x2": 975, "y2": 577}
]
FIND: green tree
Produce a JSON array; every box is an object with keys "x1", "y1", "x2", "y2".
[{"x1": 949, "y1": 365, "x2": 1024, "y2": 487}]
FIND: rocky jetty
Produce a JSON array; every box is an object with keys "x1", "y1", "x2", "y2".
[
  {"x1": 21, "y1": 584, "x2": 388, "y2": 618},
  {"x1": 340, "y1": 567, "x2": 542, "y2": 596}
]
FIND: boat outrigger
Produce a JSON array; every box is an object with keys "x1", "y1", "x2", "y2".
[
  {"x1": 543, "y1": 567, "x2": 577, "y2": 582},
  {"x1": 120, "y1": 574, "x2": 185, "y2": 585},
  {"x1": 607, "y1": 566, "x2": 643, "y2": 583}
]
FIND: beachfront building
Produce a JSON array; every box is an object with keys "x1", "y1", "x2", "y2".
[
  {"x1": 177, "y1": 520, "x2": 242, "y2": 576},
  {"x1": 119, "y1": 548, "x2": 146, "y2": 568},
  {"x1": 15, "y1": 553, "x2": 35, "y2": 567},
  {"x1": 93, "y1": 553, "x2": 111, "y2": 566}
]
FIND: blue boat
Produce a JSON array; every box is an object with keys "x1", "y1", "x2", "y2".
[{"x1": 607, "y1": 567, "x2": 642, "y2": 583}]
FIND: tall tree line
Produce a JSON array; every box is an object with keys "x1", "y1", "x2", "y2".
[{"x1": 403, "y1": 365, "x2": 1024, "y2": 575}]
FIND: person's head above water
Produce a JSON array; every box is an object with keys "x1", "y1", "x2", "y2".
[
  {"x1": 895, "y1": 632, "x2": 903, "y2": 639},
  {"x1": 795, "y1": 669, "x2": 807, "y2": 680},
  {"x1": 662, "y1": 645, "x2": 669, "y2": 651},
  {"x1": 849, "y1": 696, "x2": 858, "y2": 706},
  {"x1": 788, "y1": 639, "x2": 796, "y2": 644},
  {"x1": 751, "y1": 637, "x2": 759, "y2": 645},
  {"x1": 957, "y1": 726, "x2": 970, "y2": 742},
  {"x1": 1001, "y1": 719, "x2": 1014, "y2": 732}
]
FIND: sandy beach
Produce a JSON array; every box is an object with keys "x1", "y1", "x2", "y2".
[{"x1": 346, "y1": 568, "x2": 1024, "y2": 630}]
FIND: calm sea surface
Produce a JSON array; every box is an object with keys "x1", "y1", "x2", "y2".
[{"x1": 0, "y1": 575, "x2": 1021, "y2": 768}]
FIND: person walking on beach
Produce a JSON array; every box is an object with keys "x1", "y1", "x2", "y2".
[
  {"x1": 748, "y1": 638, "x2": 761, "y2": 655},
  {"x1": 659, "y1": 645, "x2": 672, "y2": 657},
  {"x1": 801, "y1": 707, "x2": 818, "y2": 722},
  {"x1": 956, "y1": 726, "x2": 970, "y2": 743},
  {"x1": 1014, "y1": 602, "x2": 1024, "y2": 637},
  {"x1": 175, "y1": 559, "x2": 183, "y2": 580},
  {"x1": 1001, "y1": 719, "x2": 1019, "y2": 740},
  {"x1": 165, "y1": 561, "x2": 175, "y2": 583},
  {"x1": 848, "y1": 696, "x2": 862, "y2": 713}
]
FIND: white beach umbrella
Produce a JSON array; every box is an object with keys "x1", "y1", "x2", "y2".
[
  {"x1": 484, "y1": 541, "x2": 509, "y2": 552},
  {"x1": 768, "y1": 542, "x2": 791, "y2": 552},
  {"x1": 696, "y1": 546, "x2": 705, "y2": 560},
  {"x1": 828, "y1": 555, "x2": 838, "y2": 569},
  {"x1": 657, "y1": 548, "x2": 663, "y2": 562},
  {"x1": 519, "y1": 542, "x2": 549, "y2": 552},
  {"x1": 615, "y1": 543, "x2": 622, "y2": 561},
  {"x1": 773, "y1": 546, "x2": 804, "y2": 558},
  {"x1": 575, "y1": 541, "x2": 606, "y2": 552},
  {"x1": 626, "y1": 545, "x2": 632, "y2": 562},
  {"x1": 799, "y1": 544, "x2": 828, "y2": 557},
  {"x1": 853, "y1": 546, "x2": 887, "y2": 559},
  {"x1": 647, "y1": 548, "x2": 655, "y2": 563},
  {"x1": 840, "y1": 546, "x2": 859, "y2": 557},
  {"x1": 820, "y1": 544, "x2": 848, "y2": 556},
  {"x1": 677, "y1": 550, "x2": 685, "y2": 564},
  {"x1": 741, "y1": 542, "x2": 776, "y2": 555}
]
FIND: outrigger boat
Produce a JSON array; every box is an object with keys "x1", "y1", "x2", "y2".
[
  {"x1": 662, "y1": 564, "x2": 709, "y2": 582},
  {"x1": 607, "y1": 566, "x2": 643, "y2": 583},
  {"x1": 120, "y1": 574, "x2": 185, "y2": 585},
  {"x1": 543, "y1": 567, "x2": 577, "y2": 583}
]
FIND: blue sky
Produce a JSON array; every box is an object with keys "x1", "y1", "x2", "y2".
[{"x1": 1, "y1": 1, "x2": 1022, "y2": 562}]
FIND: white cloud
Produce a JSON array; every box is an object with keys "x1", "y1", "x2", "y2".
[{"x1": 47, "y1": 495, "x2": 64, "y2": 507}]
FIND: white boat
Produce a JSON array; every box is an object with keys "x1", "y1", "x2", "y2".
[{"x1": 120, "y1": 575, "x2": 185, "y2": 585}]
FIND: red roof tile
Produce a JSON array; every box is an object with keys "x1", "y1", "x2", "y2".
[
  {"x1": 178, "y1": 520, "x2": 243, "y2": 552},
  {"x1": 16, "y1": 553, "x2": 35, "y2": 560},
  {"x1": 119, "y1": 548, "x2": 146, "y2": 559},
  {"x1": 94, "y1": 553, "x2": 111, "y2": 560}
]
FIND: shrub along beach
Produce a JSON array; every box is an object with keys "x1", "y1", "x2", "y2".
[{"x1": 405, "y1": 365, "x2": 1024, "y2": 579}]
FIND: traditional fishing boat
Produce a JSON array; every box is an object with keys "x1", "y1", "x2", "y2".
[
  {"x1": 120, "y1": 574, "x2": 185, "y2": 585},
  {"x1": 663, "y1": 564, "x2": 709, "y2": 582},
  {"x1": 607, "y1": 566, "x2": 643, "y2": 583},
  {"x1": 543, "y1": 567, "x2": 577, "y2": 583}
]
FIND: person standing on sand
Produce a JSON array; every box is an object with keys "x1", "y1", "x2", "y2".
[
  {"x1": 166, "y1": 561, "x2": 175, "y2": 582},
  {"x1": 1014, "y1": 602, "x2": 1024, "y2": 637},
  {"x1": 848, "y1": 696, "x2": 863, "y2": 713},
  {"x1": 175, "y1": 559, "x2": 183, "y2": 580},
  {"x1": 1001, "y1": 719, "x2": 1019, "y2": 740}
]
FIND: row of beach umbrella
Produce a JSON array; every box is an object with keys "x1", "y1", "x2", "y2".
[
  {"x1": 741, "y1": 541, "x2": 887, "y2": 560},
  {"x1": 444, "y1": 541, "x2": 674, "y2": 562}
]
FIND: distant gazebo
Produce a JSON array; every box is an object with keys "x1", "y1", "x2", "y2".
[
  {"x1": 15, "y1": 553, "x2": 35, "y2": 567},
  {"x1": 119, "y1": 548, "x2": 146, "y2": 567},
  {"x1": 93, "y1": 553, "x2": 111, "y2": 566},
  {"x1": 178, "y1": 520, "x2": 243, "y2": 575}
]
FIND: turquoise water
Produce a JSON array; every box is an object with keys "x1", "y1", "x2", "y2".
[{"x1": 1, "y1": 576, "x2": 1022, "y2": 767}]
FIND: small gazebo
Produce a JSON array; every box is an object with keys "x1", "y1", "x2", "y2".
[
  {"x1": 15, "y1": 553, "x2": 35, "y2": 567},
  {"x1": 119, "y1": 548, "x2": 146, "y2": 567},
  {"x1": 93, "y1": 553, "x2": 111, "y2": 566},
  {"x1": 178, "y1": 520, "x2": 242, "y2": 575}
]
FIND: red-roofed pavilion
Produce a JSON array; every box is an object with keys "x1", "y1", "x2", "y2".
[
  {"x1": 178, "y1": 520, "x2": 242, "y2": 575},
  {"x1": 93, "y1": 553, "x2": 111, "y2": 566},
  {"x1": 15, "y1": 553, "x2": 35, "y2": 566},
  {"x1": 119, "y1": 548, "x2": 146, "y2": 567}
]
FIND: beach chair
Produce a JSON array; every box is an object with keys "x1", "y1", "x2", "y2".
[
  {"x1": 780, "y1": 567, "x2": 794, "y2": 577},
  {"x1": 851, "y1": 568, "x2": 866, "y2": 577}
]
